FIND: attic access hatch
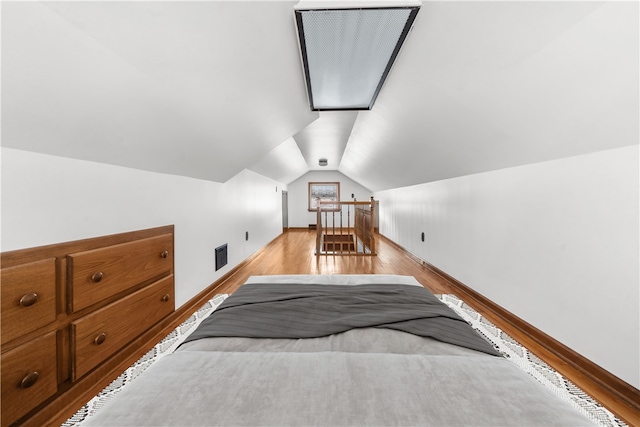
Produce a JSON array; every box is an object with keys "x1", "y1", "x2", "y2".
[{"x1": 294, "y1": 1, "x2": 420, "y2": 111}]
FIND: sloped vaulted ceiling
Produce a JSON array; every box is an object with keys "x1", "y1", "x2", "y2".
[
  {"x1": 2, "y1": 1, "x2": 638, "y2": 192},
  {"x1": 339, "y1": 1, "x2": 639, "y2": 191},
  {"x1": 1, "y1": 1, "x2": 318, "y2": 183}
]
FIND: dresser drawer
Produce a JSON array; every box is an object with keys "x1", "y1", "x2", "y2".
[
  {"x1": 71, "y1": 275, "x2": 174, "y2": 381},
  {"x1": 1, "y1": 331, "x2": 58, "y2": 426},
  {"x1": 1, "y1": 259, "x2": 57, "y2": 345},
  {"x1": 68, "y1": 234, "x2": 173, "y2": 312}
]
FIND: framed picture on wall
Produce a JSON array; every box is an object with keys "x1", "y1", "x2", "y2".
[{"x1": 308, "y1": 182, "x2": 340, "y2": 211}]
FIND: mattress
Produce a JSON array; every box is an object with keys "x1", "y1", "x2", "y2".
[{"x1": 84, "y1": 274, "x2": 594, "y2": 426}]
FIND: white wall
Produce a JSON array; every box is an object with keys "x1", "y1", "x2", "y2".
[
  {"x1": 287, "y1": 171, "x2": 372, "y2": 228},
  {"x1": 375, "y1": 145, "x2": 639, "y2": 388},
  {"x1": 1, "y1": 148, "x2": 284, "y2": 308}
]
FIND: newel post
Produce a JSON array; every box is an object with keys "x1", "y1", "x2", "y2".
[
  {"x1": 370, "y1": 196, "x2": 376, "y2": 255},
  {"x1": 316, "y1": 204, "x2": 322, "y2": 255}
]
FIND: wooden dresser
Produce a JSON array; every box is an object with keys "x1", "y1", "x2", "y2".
[{"x1": 1, "y1": 226, "x2": 175, "y2": 426}]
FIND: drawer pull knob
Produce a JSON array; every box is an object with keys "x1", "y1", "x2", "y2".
[
  {"x1": 94, "y1": 333, "x2": 107, "y2": 345},
  {"x1": 161, "y1": 250, "x2": 169, "y2": 259},
  {"x1": 19, "y1": 293, "x2": 38, "y2": 307},
  {"x1": 91, "y1": 272, "x2": 104, "y2": 283},
  {"x1": 20, "y1": 372, "x2": 40, "y2": 389},
  {"x1": 162, "y1": 294, "x2": 170, "y2": 302}
]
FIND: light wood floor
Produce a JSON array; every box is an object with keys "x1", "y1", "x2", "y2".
[
  {"x1": 208, "y1": 229, "x2": 637, "y2": 425},
  {"x1": 214, "y1": 229, "x2": 455, "y2": 295}
]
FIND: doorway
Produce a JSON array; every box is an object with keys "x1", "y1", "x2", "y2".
[{"x1": 281, "y1": 190, "x2": 288, "y2": 230}]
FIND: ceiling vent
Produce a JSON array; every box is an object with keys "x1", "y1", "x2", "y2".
[
  {"x1": 319, "y1": 158, "x2": 328, "y2": 167},
  {"x1": 295, "y1": 2, "x2": 420, "y2": 111}
]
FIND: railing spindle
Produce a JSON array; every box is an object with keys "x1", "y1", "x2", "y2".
[
  {"x1": 348, "y1": 205, "x2": 352, "y2": 254},
  {"x1": 316, "y1": 207, "x2": 322, "y2": 255}
]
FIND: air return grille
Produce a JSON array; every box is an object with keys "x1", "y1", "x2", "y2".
[{"x1": 215, "y1": 244, "x2": 227, "y2": 271}]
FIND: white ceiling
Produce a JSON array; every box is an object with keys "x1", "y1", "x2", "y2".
[
  {"x1": 2, "y1": 1, "x2": 638, "y2": 192},
  {"x1": 294, "y1": 111, "x2": 359, "y2": 170}
]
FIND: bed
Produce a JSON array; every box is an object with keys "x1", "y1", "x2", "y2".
[{"x1": 83, "y1": 274, "x2": 593, "y2": 426}]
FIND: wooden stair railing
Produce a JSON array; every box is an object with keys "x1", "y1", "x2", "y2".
[{"x1": 315, "y1": 197, "x2": 376, "y2": 256}]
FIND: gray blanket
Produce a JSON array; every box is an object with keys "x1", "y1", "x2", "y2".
[{"x1": 182, "y1": 283, "x2": 500, "y2": 356}]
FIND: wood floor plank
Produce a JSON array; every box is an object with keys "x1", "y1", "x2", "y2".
[{"x1": 214, "y1": 229, "x2": 455, "y2": 295}]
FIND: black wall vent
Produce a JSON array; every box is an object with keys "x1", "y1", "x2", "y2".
[{"x1": 215, "y1": 244, "x2": 228, "y2": 271}]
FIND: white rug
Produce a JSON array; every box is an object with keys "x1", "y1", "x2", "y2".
[{"x1": 63, "y1": 293, "x2": 625, "y2": 427}]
